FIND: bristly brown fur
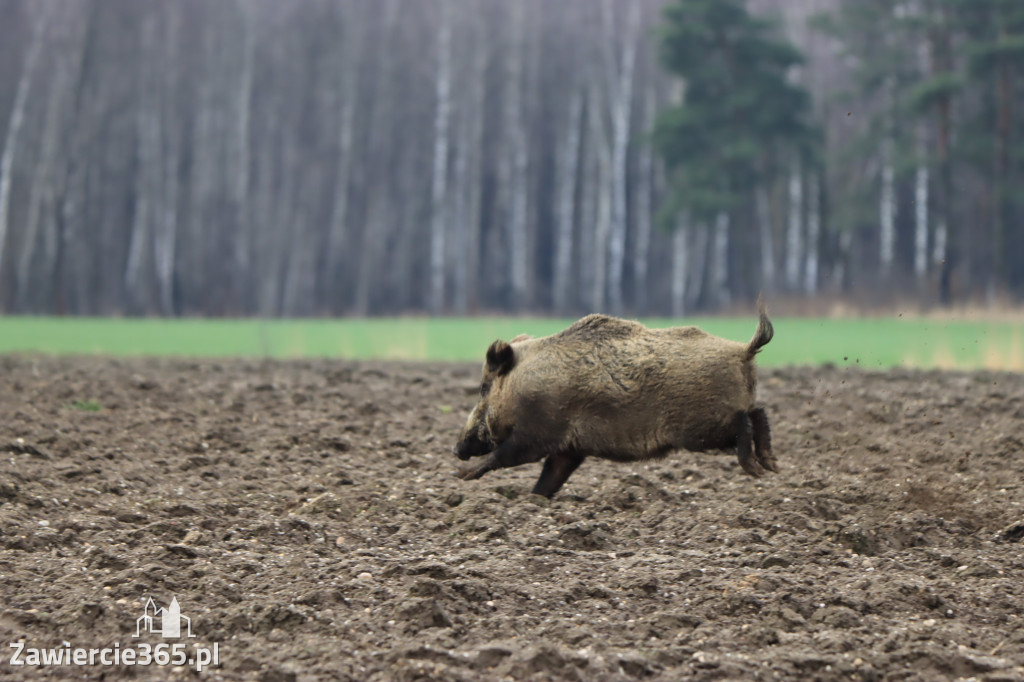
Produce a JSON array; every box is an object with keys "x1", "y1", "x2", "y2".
[{"x1": 454, "y1": 306, "x2": 777, "y2": 497}]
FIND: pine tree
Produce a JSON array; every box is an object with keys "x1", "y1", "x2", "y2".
[
  {"x1": 820, "y1": 0, "x2": 1024, "y2": 301},
  {"x1": 653, "y1": 0, "x2": 814, "y2": 305},
  {"x1": 953, "y1": 0, "x2": 1024, "y2": 296}
]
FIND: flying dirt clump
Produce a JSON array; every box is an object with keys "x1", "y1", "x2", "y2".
[{"x1": 453, "y1": 302, "x2": 776, "y2": 498}]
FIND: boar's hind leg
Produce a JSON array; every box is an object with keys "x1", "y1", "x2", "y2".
[
  {"x1": 749, "y1": 407, "x2": 777, "y2": 473},
  {"x1": 734, "y1": 411, "x2": 764, "y2": 477},
  {"x1": 532, "y1": 451, "x2": 585, "y2": 499}
]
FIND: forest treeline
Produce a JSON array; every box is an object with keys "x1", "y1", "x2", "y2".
[{"x1": 0, "y1": 0, "x2": 1021, "y2": 317}]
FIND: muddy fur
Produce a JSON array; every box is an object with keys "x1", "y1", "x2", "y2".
[{"x1": 454, "y1": 303, "x2": 776, "y2": 497}]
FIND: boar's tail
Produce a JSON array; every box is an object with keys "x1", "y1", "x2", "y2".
[{"x1": 747, "y1": 296, "x2": 774, "y2": 357}]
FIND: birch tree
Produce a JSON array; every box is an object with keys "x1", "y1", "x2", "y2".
[
  {"x1": 686, "y1": 223, "x2": 710, "y2": 310},
  {"x1": 15, "y1": 14, "x2": 72, "y2": 312},
  {"x1": 604, "y1": 0, "x2": 639, "y2": 316},
  {"x1": 878, "y1": 82, "x2": 896, "y2": 275},
  {"x1": 632, "y1": 86, "x2": 657, "y2": 315},
  {"x1": 913, "y1": 120, "x2": 929, "y2": 280},
  {"x1": 588, "y1": 80, "x2": 613, "y2": 313},
  {"x1": 353, "y1": 0, "x2": 398, "y2": 315},
  {"x1": 231, "y1": 0, "x2": 255, "y2": 311},
  {"x1": 124, "y1": 7, "x2": 162, "y2": 313},
  {"x1": 11, "y1": 0, "x2": 1023, "y2": 314},
  {"x1": 451, "y1": 2, "x2": 487, "y2": 315},
  {"x1": 154, "y1": 5, "x2": 182, "y2": 316},
  {"x1": 785, "y1": 159, "x2": 803, "y2": 289},
  {"x1": 670, "y1": 214, "x2": 689, "y2": 316},
  {"x1": 804, "y1": 171, "x2": 820, "y2": 294},
  {"x1": 428, "y1": 0, "x2": 452, "y2": 315},
  {"x1": 553, "y1": 89, "x2": 583, "y2": 315},
  {"x1": 710, "y1": 211, "x2": 730, "y2": 306},
  {"x1": 503, "y1": 0, "x2": 530, "y2": 311},
  {"x1": 0, "y1": 1, "x2": 48, "y2": 297}
]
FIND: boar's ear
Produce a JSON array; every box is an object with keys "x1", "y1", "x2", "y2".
[{"x1": 486, "y1": 340, "x2": 516, "y2": 375}]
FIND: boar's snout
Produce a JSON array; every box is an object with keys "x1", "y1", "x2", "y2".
[
  {"x1": 453, "y1": 404, "x2": 495, "y2": 460},
  {"x1": 453, "y1": 427, "x2": 493, "y2": 460}
]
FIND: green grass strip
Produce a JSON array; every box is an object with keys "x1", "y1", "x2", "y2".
[{"x1": 0, "y1": 316, "x2": 1021, "y2": 370}]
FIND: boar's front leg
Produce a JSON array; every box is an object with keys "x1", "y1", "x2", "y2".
[
  {"x1": 456, "y1": 451, "x2": 501, "y2": 480},
  {"x1": 456, "y1": 436, "x2": 545, "y2": 481},
  {"x1": 532, "y1": 451, "x2": 585, "y2": 498}
]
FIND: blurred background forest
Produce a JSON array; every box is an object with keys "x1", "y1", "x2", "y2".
[{"x1": 0, "y1": 0, "x2": 1021, "y2": 318}]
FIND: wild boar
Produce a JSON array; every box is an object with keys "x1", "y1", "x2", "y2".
[{"x1": 453, "y1": 303, "x2": 776, "y2": 498}]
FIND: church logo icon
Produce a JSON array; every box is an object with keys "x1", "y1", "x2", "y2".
[{"x1": 134, "y1": 597, "x2": 195, "y2": 639}]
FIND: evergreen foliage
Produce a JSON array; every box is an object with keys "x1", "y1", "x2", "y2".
[
  {"x1": 817, "y1": 0, "x2": 1024, "y2": 297},
  {"x1": 654, "y1": 0, "x2": 815, "y2": 225}
]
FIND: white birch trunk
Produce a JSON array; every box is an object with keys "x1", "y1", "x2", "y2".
[
  {"x1": 453, "y1": 11, "x2": 486, "y2": 316},
  {"x1": 632, "y1": 86, "x2": 656, "y2": 315},
  {"x1": 578, "y1": 106, "x2": 599, "y2": 311},
  {"x1": 505, "y1": 0, "x2": 529, "y2": 310},
  {"x1": 57, "y1": 11, "x2": 96, "y2": 312},
  {"x1": 428, "y1": 0, "x2": 452, "y2": 315},
  {"x1": 282, "y1": 173, "x2": 316, "y2": 317},
  {"x1": 880, "y1": 137, "x2": 896, "y2": 273},
  {"x1": 354, "y1": 0, "x2": 398, "y2": 315},
  {"x1": 322, "y1": 2, "x2": 363, "y2": 308},
  {"x1": 188, "y1": 38, "x2": 218, "y2": 310},
  {"x1": 835, "y1": 230, "x2": 852, "y2": 293},
  {"x1": 232, "y1": 0, "x2": 254, "y2": 307},
  {"x1": 686, "y1": 224, "x2": 709, "y2": 310},
  {"x1": 155, "y1": 148, "x2": 179, "y2": 316},
  {"x1": 785, "y1": 160, "x2": 803, "y2": 290},
  {"x1": 273, "y1": 138, "x2": 301, "y2": 316},
  {"x1": 933, "y1": 219, "x2": 947, "y2": 266},
  {"x1": 605, "y1": 0, "x2": 639, "y2": 316},
  {"x1": 42, "y1": 7, "x2": 87, "y2": 310},
  {"x1": 155, "y1": 6, "x2": 181, "y2": 316},
  {"x1": 553, "y1": 90, "x2": 583, "y2": 315},
  {"x1": 125, "y1": 11, "x2": 161, "y2": 308},
  {"x1": 671, "y1": 216, "x2": 689, "y2": 318},
  {"x1": 879, "y1": 77, "x2": 896, "y2": 274},
  {"x1": 804, "y1": 173, "x2": 820, "y2": 295},
  {"x1": 592, "y1": 144, "x2": 612, "y2": 312},
  {"x1": 711, "y1": 211, "x2": 730, "y2": 307},
  {"x1": 392, "y1": 120, "x2": 426, "y2": 311},
  {"x1": 17, "y1": 33, "x2": 68, "y2": 309},
  {"x1": 755, "y1": 184, "x2": 775, "y2": 293},
  {"x1": 914, "y1": 132, "x2": 929, "y2": 279},
  {"x1": 252, "y1": 107, "x2": 277, "y2": 316},
  {"x1": 0, "y1": 3, "x2": 49, "y2": 287},
  {"x1": 913, "y1": 35, "x2": 930, "y2": 281},
  {"x1": 451, "y1": 126, "x2": 471, "y2": 313},
  {"x1": 589, "y1": 81, "x2": 612, "y2": 313}
]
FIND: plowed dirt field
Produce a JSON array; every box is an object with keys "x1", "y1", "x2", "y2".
[{"x1": 1, "y1": 356, "x2": 1023, "y2": 681}]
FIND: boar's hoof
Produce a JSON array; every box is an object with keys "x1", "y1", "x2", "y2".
[{"x1": 739, "y1": 454, "x2": 766, "y2": 478}]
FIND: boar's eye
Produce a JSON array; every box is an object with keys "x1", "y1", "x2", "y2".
[{"x1": 480, "y1": 381, "x2": 491, "y2": 397}]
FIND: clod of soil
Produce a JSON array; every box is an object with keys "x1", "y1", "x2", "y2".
[{"x1": 1, "y1": 357, "x2": 1023, "y2": 681}]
